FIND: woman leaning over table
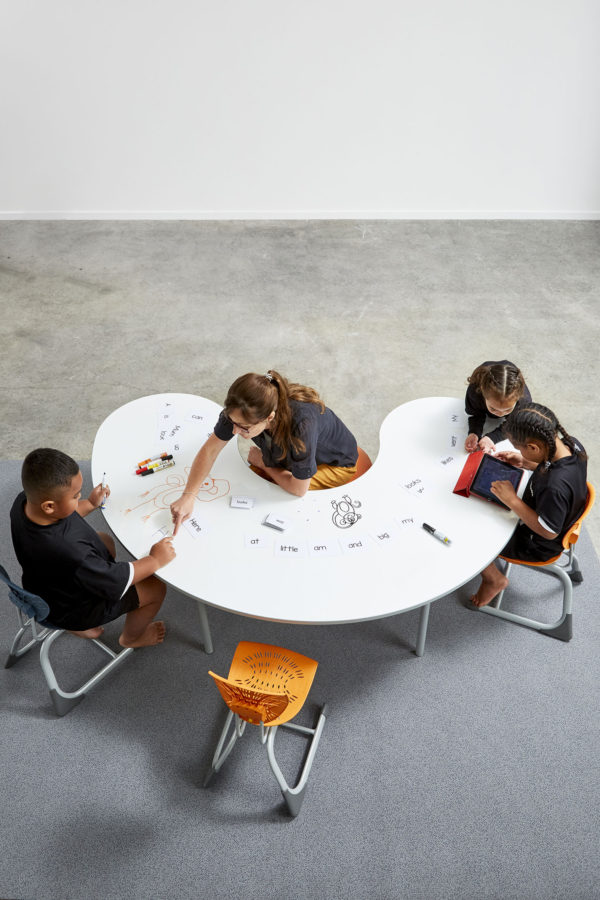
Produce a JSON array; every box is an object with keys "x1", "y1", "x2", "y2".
[{"x1": 170, "y1": 370, "x2": 359, "y2": 534}]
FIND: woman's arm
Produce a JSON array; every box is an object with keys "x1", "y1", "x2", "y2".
[
  {"x1": 247, "y1": 446, "x2": 311, "y2": 497},
  {"x1": 170, "y1": 433, "x2": 227, "y2": 533}
]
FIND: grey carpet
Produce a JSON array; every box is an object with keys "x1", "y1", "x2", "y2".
[{"x1": 1, "y1": 461, "x2": 599, "y2": 900}]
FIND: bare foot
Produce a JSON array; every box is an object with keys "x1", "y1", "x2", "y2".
[
  {"x1": 119, "y1": 621, "x2": 166, "y2": 648},
  {"x1": 470, "y1": 574, "x2": 509, "y2": 607},
  {"x1": 69, "y1": 626, "x2": 104, "y2": 639}
]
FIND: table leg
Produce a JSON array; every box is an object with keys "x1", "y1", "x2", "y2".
[
  {"x1": 415, "y1": 602, "x2": 431, "y2": 657},
  {"x1": 196, "y1": 601, "x2": 213, "y2": 654}
]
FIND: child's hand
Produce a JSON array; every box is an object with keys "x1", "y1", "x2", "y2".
[
  {"x1": 465, "y1": 433, "x2": 479, "y2": 452},
  {"x1": 247, "y1": 446, "x2": 265, "y2": 469},
  {"x1": 491, "y1": 479, "x2": 517, "y2": 507},
  {"x1": 150, "y1": 536, "x2": 176, "y2": 568},
  {"x1": 478, "y1": 436, "x2": 496, "y2": 454},
  {"x1": 89, "y1": 483, "x2": 109, "y2": 508},
  {"x1": 496, "y1": 450, "x2": 524, "y2": 468}
]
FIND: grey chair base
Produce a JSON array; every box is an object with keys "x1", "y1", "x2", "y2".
[
  {"x1": 472, "y1": 550, "x2": 581, "y2": 642},
  {"x1": 5, "y1": 609, "x2": 133, "y2": 715},
  {"x1": 204, "y1": 703, "x2": 328, "y2": 817}
]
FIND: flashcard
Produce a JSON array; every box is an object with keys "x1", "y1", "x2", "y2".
[
  {"x1": 151, "y1": 525, "x2": 170, "y2": 542},
  {"x1": 308, "y1": 538, "x2": 341, "y2": 557},
  {"x1": 186, "y1": 410, "x2": 206, "y2": 423},
  {"x1": 395, "y1": 515, "x2": 416, "y2": 528},
  {"x1": 245, "y1": 534, "x2": 271, "y2": 550},
  {"x1": 275, "y1": 541, "x2": 306, "y2": 557},
  {"x1": 231, "y1": 496, "x2": 255, "y2": 509},
  {"x1": 401, "y1": 476, "x2": 427, "y2": 498},
  {"x1": 449, "y1": 434, "x2": 459, "y2": 449},
  {"x1": 339, "y1": 534, "x2": 369, "y2": 554},
  {"x1": 183, "y1": 515, "x2": 210, "y2": 539},
  {"x1": 263, "y1": 512, "x2": 291, "y2": 531},
  {"x1": 369, "y1": 525, "x2": 399, "y2": 547},
  {"x1": 439, "y1": 454, "x2": 456, "y2": 467}
]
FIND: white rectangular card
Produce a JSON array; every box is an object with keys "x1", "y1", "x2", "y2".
[
  {"x1": 339, "y1": 534, "x2": 369, "y2": 554},
  {"x1": 274, "y1": 541, "x2": 306, "y2": 557},
  {"x1": 183, "y1": 516, "x2": 209, "y2": 539},
  {"x1": 308, "y1": 538, "x2": 341, "y2": 557},
  {"x1": 231, "y1": 496, "x2": 255, "y2": 509},
  {"x1": 263, "y1": 512, "x2": 291, "y2": 531},
  {"x1": 395, "y1": 515, "x2": 416, "y2": 528},
  {"x1": 245, "y1": 534, "x2": 271, "y2": 550},
  {"x1": 401, "y1": 476, "x2": 427, "y2": 498}
]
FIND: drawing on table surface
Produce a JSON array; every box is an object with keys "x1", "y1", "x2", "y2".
[
  {"x1": 124, "y1": 469, "x2": 230, "y2": 521},
  {"x1": 331, "y1": 494, "x2": 362, "y2": 529}
]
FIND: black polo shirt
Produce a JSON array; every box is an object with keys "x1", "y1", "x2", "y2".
[
  {"x1": 10, "y1": 492, "x2": 132, "y2": 630},
  {"x1": 465, "y1": 359, "x2": 532, "y2": 442},
  {"x1": 214, "y1": 400, "x2": 358, "y2": 480}
]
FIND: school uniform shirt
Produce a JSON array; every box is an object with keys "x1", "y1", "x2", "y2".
[
  {"x1": 465, "y1": 359, "x2": 532, "y2": 443},
  {"x1": 10, "y1": 492, "x2": 134, "y2": 630},
  {"x1": 502, "y1": 441, "x2": 588, "y2": 562},
  {"x1": 213, "y1": 401, "x2": 358, "y2": 480}
]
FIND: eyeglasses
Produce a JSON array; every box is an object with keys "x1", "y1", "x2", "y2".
[{"x1": 227, "y1": 416, "x2": 255, "y2": 435}]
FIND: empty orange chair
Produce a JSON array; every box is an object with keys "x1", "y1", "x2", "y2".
[
  {"x1": 475, "y1": 482, "x2": 595, "y2": 641},
  {"x1": 204, "y1": 641, "x2": 327, "y2": 816}
]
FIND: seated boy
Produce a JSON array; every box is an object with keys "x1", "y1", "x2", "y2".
[{"x1": 10, "y1": 448, "x2": 175, "y2": 648}]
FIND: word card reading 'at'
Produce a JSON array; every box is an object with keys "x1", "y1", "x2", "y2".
[
  {"x1": 402, "y1": 477, "x2": 427, "y2": 498},
  {"x1": 183, "y1": 516, "x2": 210, "y2": 539},
  {"x1": 245, "y1": 534, "x2": 271, "y2": 550}
]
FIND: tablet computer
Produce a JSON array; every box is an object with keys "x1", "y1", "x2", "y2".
[{"x1": 470, "y1": 454, "x2": 523, "y2": 508}]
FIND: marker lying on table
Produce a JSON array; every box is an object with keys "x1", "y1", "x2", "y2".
[
  {"x1": 137, "y1": 452, "x2": 170, "y2": 468},
  {"x1": 139, "y1": 460, "x2": 176, "y2": 476},
  {"x1": 136, "y1": 455, "x2": 174, "y2": 474},
  {"x1": 422, "y1": 522, "x2": 451, "y2": 545},
  {"x1": 100, "y1": 472, "x2": 107, "y2": 509}
]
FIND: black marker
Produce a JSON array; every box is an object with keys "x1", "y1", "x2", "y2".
[{"x1": 423, "y1": 522, "x2": 451, "y2": 545}]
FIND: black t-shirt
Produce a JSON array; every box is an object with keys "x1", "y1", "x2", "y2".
[
  {"x1": 213, "y1": 401, "x2": 358, "y2": 480},
  {"x1": 516, "y1": 441, "x2": 588, "y2": 558},
  {"x1": 10, "y1": 492, "x2": 131, "y2": 630},
  {"x1": 465, "y1": 359, "x2": 532, "y2": 442}
]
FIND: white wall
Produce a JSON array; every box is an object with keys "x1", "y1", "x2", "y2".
[{"x1": 2, "y1": 0, "x2": 599, "y2": 218}]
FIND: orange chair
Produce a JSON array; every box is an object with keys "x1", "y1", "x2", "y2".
[
  {"x1": 348, "y1": 446, "x2": 373, "y2": 482},
  {"x1": 475, "y1": 482, "x2": 595, "y2": 641},
  {"x1": 204, "y1": 641, "x2": 327, "y2": 816}
]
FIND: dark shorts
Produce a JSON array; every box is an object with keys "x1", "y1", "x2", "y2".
[
  {"x1": 501, "y1": 524, "x2": 562, "y2": 564},
  {"x1": 47, "y1": 584, "x2": 140, "y2": 631}
]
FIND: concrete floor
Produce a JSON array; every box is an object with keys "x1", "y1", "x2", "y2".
[{"x1": 1, "y1": 220, "x2": 599, "y2": 547}]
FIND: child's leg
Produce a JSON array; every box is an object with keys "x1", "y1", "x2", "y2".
[
  {"x1": 118, "y1": 575, "x2": 166, "y2": 648},
  {"x1": 470, "y1": 561, "x2": 509, "y2": 608}
]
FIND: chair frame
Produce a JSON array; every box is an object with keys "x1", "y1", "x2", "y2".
[
  {"x1": 474, "y1": 483, "x2": 594, "y2": 642},
  {"x1": 3, "y1": 571, "x2": 133, "y2": 716},
  {"x1": 204, "y1": 703, "x2": 328, "y2": 817}
]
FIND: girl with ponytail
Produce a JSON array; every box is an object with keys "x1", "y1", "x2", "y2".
[
  {"x1": 465, "y1": 359, "x2": 531, "y2": 454},
  {"x1": 470, "y1": 403, "x2": 588, "y2": 607},
  {"x1": 170, "y1": 371, "x2": 358, "y2": 533}
]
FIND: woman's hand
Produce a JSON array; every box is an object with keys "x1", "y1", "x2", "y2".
[
  {"x1": 465, "y1": 433, "x2": 479, "y2": 452},
  {"x1": 247, "y1": 446, "x2": 266, "y2": 469},
  {"x1": 490, "y1": 479, "x2": 517, "y2": 508},
  {"x1": 170, "y1": 493, "x2": 195, "y2": 535}
]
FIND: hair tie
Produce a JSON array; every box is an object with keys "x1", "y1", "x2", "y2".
[{"x1": 265, "y1": 373, "x2": 278, "y2": 387}]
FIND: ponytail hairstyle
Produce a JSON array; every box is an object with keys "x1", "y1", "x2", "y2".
[
  {"x1": 223, "y1": 370, "x2": 325, "y2": 461},
  {"x1": 505, "y1": 403, "x2": 586, "y2": 474},
  {"x1": 468, "y1": 362, "x2": 525, "y2": 404}
]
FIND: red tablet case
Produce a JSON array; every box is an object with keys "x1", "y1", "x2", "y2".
[{"x1": 453, "y1": 451, "x2": 487, "y2": 498}]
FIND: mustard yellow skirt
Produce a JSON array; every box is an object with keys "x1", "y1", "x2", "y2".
[{"x1": 308, "y1": 463, "x2": 358, "y2": 490}]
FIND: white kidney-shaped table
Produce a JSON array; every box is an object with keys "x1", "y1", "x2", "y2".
[{"x1": 92, "y1": 394, "x2": 525, "y2": 656}]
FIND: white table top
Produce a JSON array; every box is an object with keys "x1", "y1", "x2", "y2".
[{"x1": 91, "y1": 394, "x2": 524, "y2": 625}]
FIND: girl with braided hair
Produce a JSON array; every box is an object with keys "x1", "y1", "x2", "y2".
[
  {"x1": 470, "y1": 403, "x2": 588, "y2": 607},
  {"x1": 170, "y1": 371, "x2": 359, "y2": 533},
  {"x1": 465, "y1": 359, "x2": 531, "y2": 454}
]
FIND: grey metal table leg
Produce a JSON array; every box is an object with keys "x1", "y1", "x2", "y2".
[
  {"x1": 196, "y1": 601, "x2": 213, "y2": 654},
  {"x1": 415, "y1": 602, "x2": 431, "y2": 657}
]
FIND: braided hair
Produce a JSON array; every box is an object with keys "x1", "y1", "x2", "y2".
[
  {"x1": 223, "y1": 370, "x2": 325, "y2": 461},
  {"x1": 468, "y1": 362, "x2": 525, "y2": 403},
  {"x1": 504, "y1": 403, "x2": 586, "y2": 474}
]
